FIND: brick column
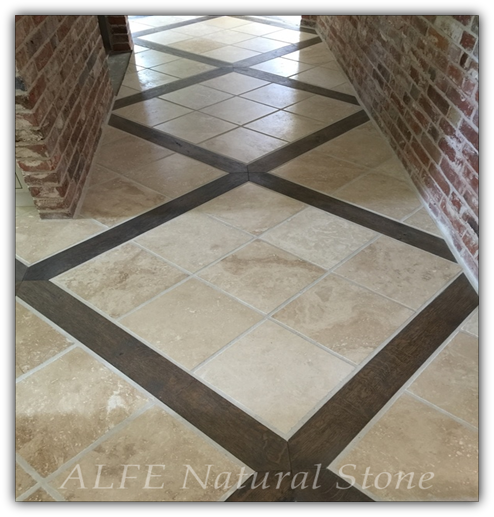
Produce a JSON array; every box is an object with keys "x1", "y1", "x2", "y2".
[
  {"x1": 106, "y1": 15, "x2": 133, "y2": 52},
  {"x1": 301, "y1": 15, "x2": 318, "y2": 28}
]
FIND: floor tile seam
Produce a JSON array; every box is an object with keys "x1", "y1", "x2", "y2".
[
  {"x1": 15, "y1": 482, "x2": 43, "y2": 502},
  {"x1": 461, "y1": 327, "x2": 479, "y2": 339},
  {"x1": 130, "y1": 16, "x2": 220, "y2": 38},
  {"x1": 15, "y1": 453, "x2": 49, "y2": 495}
]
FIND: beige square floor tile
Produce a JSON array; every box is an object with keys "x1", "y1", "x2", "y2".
[
  {"x1": 206, "y1": 29, "x2": 256, "y2": 45},
  {"x1": 53, "y1": 405, "x2": 249, "y2": 501},
  {"x1": 152, "y1": 58, "x2": 216, "y2": 78},
  {"x1": 16, "y1": 348, "x2": 148, "y2": 477},
  {"x1": 16, "y1": 208, "x2": 105, "y2": 264},
  {"x1": 128, "y1": 20, "x2": 153, "y2": 33},
  {"x1": 16, "y1": 463, "x2": 36, "y2": 498},
  {"x1": 139, "y1": 30, "x2": 192, "y2": 46},
  {"x1": 196, "y1": 182, "x2": 305, "y2": 235},
  {"x1": 120, "y1": 279, "x2": 262, "y2": 370},
  {"x1": 404, "y1": 208, "x2": 442, "y2": 236},
  {"x1": 23, "y1": 489, "x2": 55, "y2": 502},
  {"x1": 241, "y1": 83, "x2": 314, "y2": 108},
  {"x1": 331, "y1": 393, "x2": 478, "y2": 501},
  {"x1": 245, "y1": 110, "x2": 326, "y2": 142},
  {"x1": 233, "y1": 22, "x2": 284, "y2": 36},
  {"x1": 166, "y1": 37, "x2": 225, "y2": 54},
  {"x1": 262, "y1": 207, "x2": 376, "y2": 269},
  {"x1": 372, "y1": 155, "x2": 412, "y2": 182},
  {"x1": 170, "y1": 23, "x2": 224, "y2": 37},
  {"x1": 252, "y1": 57, "x2": 314, "y2": 77},
  {"x1": 80, "y1": 176, "x2": 168, "y2": 227},
  {"x1": 333, "y1": 171, "x2": 422, "y2": 220},
  {"x1": 121, "y1": 69, "x2": 177, "y2": 91},
  {"x1": 199, "y1": 240, "x2": 325, "y2": 313},
  {"x1": 159, "y1": 84, "x2": 232, "y2": 110},
  {"x1": 155, "y1": 111, "x2": 236, "y2": 144},
  {"x1": 201, "y1": 97, "x2": 277, "y2": 125},
  {"x1": 234, "y1": 36, "x2": 288, "y2": 52},
  {"x1": 292, "y1": 66, "x2": 348, "y2": 89},
  {"x1": 139, "y1": 16, "x2": 200, "y2": 28},
  {"x1": 331, "y1": 81, "x2": 357, "y2": 95},
  {"x1": 462, "y1": 308, "x2": 479, "y2": 336},
  {"x1": 200, "y1": 72, "x2": 268, "y2": 95},
  {"x1": 409, "y1": 332, "x2": 478, "y2": 426},
  {"x1": 273, "y1": 274, "x2": 413, "y2": 363},
  {"x1": 317, "y1": 122, "x2": 395, "y2": 168},
  {"x1": 99, "y1": 125, "x2": 129, "y2": 146},
  {"x1": 285, "y1": 95, "x2": 362, "y2": 124},
  {"x1": 203, "y1": 16, "x2": 252, "y2": 29},
  {"x1": 283, "y1": 43, "x2": 336, "y2": 65},
  {"x1": 16, "y1": 302, "x2": 73, "y2": 376},
  {"x1": 55, "y1": 243, "x2": 186, "y2": 319},
  {"x1": 136, "y1": 211, "x2": 251, "y2": 272},
  {"x1": 122, "y1": 153, "x2": 225, "y2": 199},
  {"x1": 271, "y1": 151, "x2": 369, "y2": 195},
  {"x1": 202, "y1": 45, "x2": 260, "y2": 62},
  {"x1": 116, "y1": 84, "x2": 140, "y2": 99},
  {"x1": 265, "y1": 28, "x2": 317, "y2": 43},
  {"x1": 95, "y1": 134, "x2": 174, "y2": 175},
  {"x1": 87, "y1": 164, "x2": 120, "y2": 187},
  {"x1": 134, "y1": 49, "x2": 181, "y2": 68},
  {"x1": 200, "y1": 127, "x2": 287, "y2": 162},
  {"x1": 113, "y1": 98, "x2": 192, "y2": 127},
  {"x1": 196, "y1": 321, "x2": 354, "y2": 434},
  {"x1": 132, "y1": 44, "x2": 149, "y2": 53},
  {"x1": 335, "y1": 236, "x2": 462, "y2": 309}
]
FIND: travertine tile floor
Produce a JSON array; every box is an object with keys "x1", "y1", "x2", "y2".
[{"x1": 15, "y1": 16, "x2": 478, "y2": 502}]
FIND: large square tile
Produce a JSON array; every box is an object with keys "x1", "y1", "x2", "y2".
[
  {"x1": 273, "y1": 274, "x2": 413, "y2": 363},
  {"x1": 113, "y1": 98, "x2": 192, "y2": 127},
  {"x1": 201, "y1": 97, "x2": 277, "y2": 125},
  {"x1": 203, "y1": 16, "x2": 253, "y2": 29},
  {"x1": 265, "y1": 28, "x2": 317, "y2": 43},
  {"x1": 252, "y1": 57, "x2": 314, "y2": 77},
  {"x1": 199, "y1": 240, "x2": 325, "y2": 313},
  {"x1": 404, "y1": 208, "x2": 442, "y2": 236},
  {"x1": 15, "y1": 463, "x2": 36, "y2": 498},
  {"x1": 134, "y1": 49, "x2": 181, "y2": 68},
  {"x1": 241, "y1": 83, "x2": 313, "y2": 109},
  {"x1": 261, "y1": 207, "x2": 376, "y2": 269},
  {"x1": 139, "y1": 30, "x2": 193, "y2": 46},
  {"x1": 152, "y1": 57, "x2": 216, "y2": 77},
  {"x1": 170, "y1": 23, "x2": 224, "y2": 37},
  {"x1": 120, "y1": 279, "x2": 262, "y2": 370},
  {"x1": 200, "y1": 72, "x2": 269, "y2": 95},
  {"x1": 292, "y1": 66, "x2": 348, "y2": 89},
  {"x1": 330, "y1": 393, "x2": 478, "y2": 501},
  {"x1": 166, "y1": 37, "x2": 225, "y2": 54},
  {"x1": 408, "y1": 331, "x2": 478, "y2": 427},
  {"x1": 201, "y1": 45, "x2": 260, "y2": 62},
  {"x1": 135, "y1": 211, "x2": 252, "y2": 272},
  {"x1": 462, "y1": 308, "x2": 478, "y2": 336},
  {"x1": 206, "y1": 29, "x2": 255, "y2": 45},
  {"x1": 159, "y1": 84, "x2": 232, "y2": 110},
  {"x1": 196, "y1": 321, "x2": 354, "y2": 434},
  {"x1": 196, "y1": 183, "x2": 305, "y2": 235},
  {"x1": 16, "y1": 348, "x2": 148, "y2": 476},
  {"x1": 55, "y1": 243, "x2": 186, "y2": 319},
  {"x1": 285, "y1": 95, "x2": 362, "y2": 124},
  {"x1": 283, "y1": 43, "x2": 336, "y2": 65},
  {"x1": 233, "y1": 22, "x2": 284, "y2": 36},
  {"x1": 233, "y1": 37, "x2": 288, "y2": 52},
  {"x1": 121, "y1": 68, "x2": 177, "y2": 91},
  {"x1": 335, "y1": 236, "x2": 462, "y2": 309}
]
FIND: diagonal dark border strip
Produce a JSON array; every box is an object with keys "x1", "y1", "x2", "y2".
[
  {"x1": 249, "y1": 172, "x2": 457, "y2": 262},
  {"x1": 131, "y1": 15, "x2": 220, "y2": 38},
  {"x1": 248, "y1": 110, "x2": 369, "y2": 173},
  {"x1": 24, "y1": 174, "x2": 247, "y2": 281},
  {"x1": 16, "y1": 280, "x2": 291, "y2": 472},
  {"x1": 235, "y1": 67, "x2": 359, "y2": 105},
  {"x1": 226, "y1": 471, "x2": 294, "y2": 502},
  {"x1": 109, "y1": 114, "x2": 247, "y2": 173},
  {"x1": 288, "y1": 273, "x2": 478, "y2": 470}
]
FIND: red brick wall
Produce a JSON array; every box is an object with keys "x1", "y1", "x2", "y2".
[
  {"x1": 316, "y1": 15, "x2": 479, "y2": 284},
  {"x1": 301, "y1": 15, "x2": 318, "y2": 28},
  {"x1": 15, "y1": 15, "x2": 114, "y2": 218},
  {"x1": 106, "y1": 15, "x2": 133, "y2": 52}
]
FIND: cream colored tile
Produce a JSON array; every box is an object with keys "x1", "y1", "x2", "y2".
[
  {"x1": 166, "y1": 37, "x2": 225, "y2": 54},
  {"x1": 241, "y1": 83, "x2": 314, "y2": 108},
  {"x1": 409, "y1": 332, "x2": 478, "y2": 426},
  {"x1": 203, "y1": 16, "x2": 253, "y2": 29},
  {"x1": 23, "y1": 489, "x2": 55, "y2": 502},
  {"x1": 99, "y1": 125, "x2": 129, "y2": 146},
  {"x1": 16, "y1": 208, "x2": 104, "y2": 264},
  {"x1": 113, "y1": 98, "x2": 192, "y2": 127},
  {"x1": 87, "y1": 164, "x2": 120, "y2": 187},
  {"x1": 265, "y1": 28, "x2": 317, "y2": 43},
  {"x1": 261, "y1": 207, "x2": 376, "y2": 269},
  {"x1": 292, "y1": 66, "x2": 348, "y2": 89},
  {"x1": 196, "y1": 182, "x2": 305, "y2": 235},
  {"x1": 200, "y1": 127, "x2": 286, "y2": 162},
  {"x1": 202, "y1": 45, "x2": 260, "y2": 62},
  {"x1": 139, "y1": 30, "x2": 192, "y2": 46},
  {"x1": 121, "y1": 154, "x2": 225, "y2": 199},
  {"x1": 55, "y1": 243, "x2": 186, "y2": 319},
  {"x1": 16, "y1": 302, "x2": 73, "y2": 376},
  {"x1": 138, "y1": 16, "x2": 200, "y2": 28},
  {"x1": 80, "y1": 176, "x2": 168, "y2": 227},
  {"x1": 283, "y1": 43, "x2": 336, "y2": 65},
  {"x1": 134, "y1": 50, "x2": 181, "y2": 68},
  {"x1": 233, "y1": 22, "x2": 284, "y2": 36},
  {"x1": 271, "y1": 150, "x2": 368, "y2": 195},
  {"x1": 206, "y1": 29, "x2": 256, "y2": 45},
  {"x1": 335, "y1": 236, "x2": 462, "y2": 309},
  {"x1": 373, "y1": 155, "x2": 412, "y2": 182},
  {"x1": 122, "y1": 69, "x2": 177, "y2": 91},
  {"x1": 331, "y1": 393, "x2": 478, "y2": 501},
  {"x1": 53, "y1": 405, "x2": 249, "y2": 501},
  {"x1": 199, "y1": 240, "x2": 325, "y2": 313},
  {"x1": 462, "y1": 308, "x2": 479, "y2": 336},
  {"x1": 285, "y1": 95, "x2": 361, "y2": 124},
  {"x1": 252, "y1": 57, "x2": 314, "y2": 77},
  {"x1": 16, "y1": 348, "x2": 148, "y2": 476},
  {"x1": 152, "y1": 58, "x2": 216, "y2": 77},
  {"x1": 116, "y1": 85, "x2": 140, "y2": 100},
  {"x1": 16, "y1": 463, "x2": 36, "y2": 498},
  {"x1": 171, "y1": 23, "x2": 224, "y2": 37},
  {"x1": 201, "y1": 97, "x2": 277, "y2": 125},
  {"x1": 334, "y1": 171, "x2": 422, "y2": 220},
  {"x1": 95, "y1": 134, "x2": 174, "y2": 175},
  {"x1": 273, "y1": 274, "x2": 413, "y2": 363},
  {"x1": 200, "y1": 72, "x2": 269, "y2": 95},
  {"x1": 331, "y1": 81, "x2": 357, "y2": 96},
  {"x1": 317, "y1": 122, "x2": 394, "y2": 168},
  {"x1": 155, "y1": 112, "x2": 236, "y2": 144},
  {"x1": 196, "y1": 321, "x2": 354, "y2": 434},
  {"x1": 404, "y1": 208, "x2": 442, "y2": 237},
  {"x1": 233, "y1": 36, "x2": 288, "y2": 52},
  {"x1": 120, "y1": 279, "x2": 262, "y2": 370},
  {"x1": 136, "y1": 211, "x2": 251, "y2": 272},
  {"x1": 159, "y1": 84, "x2": 232, "y2": 110}
]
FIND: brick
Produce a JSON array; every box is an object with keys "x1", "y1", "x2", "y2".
[
  {"x1": 460, "y1": 31, "x2": 476, "y2": 52},
  {"x1": 460, "y1": 119, "x2": 479, "y2": 150}
]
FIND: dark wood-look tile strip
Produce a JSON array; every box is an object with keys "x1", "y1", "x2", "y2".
[
  {"x1": 235, "y1": 67, "x2": 359, "y2": 105},
  {"x1": 249, "y1": 173, "x2": 457, "y2": 261},
  {"x1": 288, "y1": 274, "x2": 478, "y2": 470},
  {"x1": 113, "y1": 67, "x2": 231, "y2": 110},
  {"x1": 229, "y1": 15, "x2": 318, "y2": 34},
  {"x1": 16, "y1": 280, "x2": 290, "y2": 472},
  {"x1": 131, "y1": 15, "x2": 219, "y2": 37},
  {"x1": 109, "y1": 114, "x2": 247, "y2": 173},
  {"x1": 248, "y1": 110, "x2": 369, "y2": 173},
  {"x1": 24, "y1": 175, "x2": 248, "y2": 281},
  {"x1": 226, "y1": 472, "x2": 294, "y2": 502},
  {"x1": 15, "y1": 259, "x2": 27, "y2": 284}
]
